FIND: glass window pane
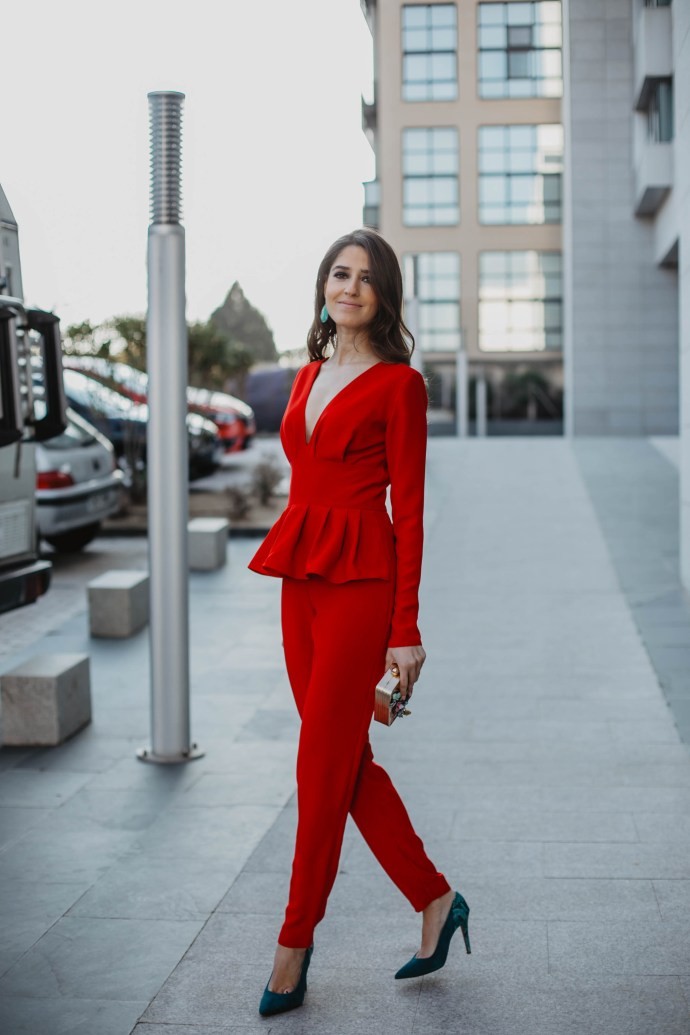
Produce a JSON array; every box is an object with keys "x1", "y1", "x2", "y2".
[
  {"x1": 430, "y1": 4, "x2": 456, "y2": 27},
  {"x1": 430, "y1": 52, "x2": 455, "y2": 79},
  {"x1": 535, "y1": 23, "x2": 561, "y2": 46},
  {"x1": 480, "y1": 178, "x2": 507, "y2": 203},
  {"x1": 403, "y1": 27, "x2": 428, "y2": 51},
  {"x1": 479, "y1": 151, "x2": 507, "y2": 173},
  {"x1": 432, "y1": 79, "x2": 458, "y2": 100},
  {"x1": 404, "y1": 54, "x2": 428, "y2": 82},
  {"x1": 538, "y1": 2, "x2": 561, "y2": 23},
  {"x1": 508, "y1": 50, "x2": 531, "y2": 78},
  {"x1": 432, "y1": 178, "x2": 457, "y2": 204},
  {"x1": 479, "y1": 3, "x2": 505, "y2": 25},
  {"x1": 405, "y1": 179, "x2": 433, "y2": 204},
  {"x1": 480, "y1": 51, "x2": 507, "y2": 79},
  {"x1": 430, "y1": 26, "x2": 456, "y2": 49},
  {"x1": 508, "y1": 3, "x2": 534, "y2": 25},
  {"x1": 402, "y1": 6, "x2": 426, "y2": 28},
  {"x1": 539, "y1": 49, "x2": 562, "y2": 77},
  {"x1": 508, "y1": 25, "x2": 533, "y2": 46},
  {"x1": 478, "y1": 24, "x2": 507, "y2": 47},
  {"x1": 509, "y1": 124, "x2": 533, "y2": 149}
]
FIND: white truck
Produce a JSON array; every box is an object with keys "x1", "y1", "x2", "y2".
[{"x1": 0, "y1": 184, "x2": 68, "y2": 613}]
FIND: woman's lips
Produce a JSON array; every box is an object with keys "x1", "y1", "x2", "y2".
[{"x1": 337, "y1": 301, "x2": 361, "y2": 308}]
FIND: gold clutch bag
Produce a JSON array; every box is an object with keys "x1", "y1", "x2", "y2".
[{"x1": 374, "y1": 665, "x2": 412, "y2": 726}]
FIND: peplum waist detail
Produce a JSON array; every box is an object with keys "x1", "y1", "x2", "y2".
[{"x1": 247, "y1": 502, "x2": 395, "y2": 583}]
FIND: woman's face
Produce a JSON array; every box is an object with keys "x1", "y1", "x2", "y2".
[{"x1": 323, "y1": 245, "x2": 378, "y2": 332}]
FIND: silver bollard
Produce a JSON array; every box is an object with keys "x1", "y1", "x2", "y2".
[{"x1": 137, "y1": 91, "x2": 203, "y2": 764}]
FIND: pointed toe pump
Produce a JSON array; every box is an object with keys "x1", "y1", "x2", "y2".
[
  {"x1": 259, "y1": 945, "x2": 314, "y2": 1017},
  {"x1": 395, "y1": 891, "x2": 470, "y2": 980}
]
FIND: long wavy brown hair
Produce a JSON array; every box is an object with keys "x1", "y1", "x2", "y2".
[{"x1": 306, "y1": 228, "x2": 415, "y2": 364}]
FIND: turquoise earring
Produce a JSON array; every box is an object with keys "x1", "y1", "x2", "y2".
[{"x1": 320, "y1": 304, "x2": 329, "y2": 324}]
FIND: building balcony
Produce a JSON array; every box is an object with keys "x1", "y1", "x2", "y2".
[
  {"x1": 633, "y1": 4, "x2": 673, "y2": 111},
  {"x1": 634, "y1": 138, "x2": 673, "y2": 215},
  {"x1": 363, "y1": 180, "x2": 380, "y2": 229}
]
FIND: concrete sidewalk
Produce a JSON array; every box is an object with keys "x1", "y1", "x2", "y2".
[{"x1": 1, "y1": 438, "x2": 689, "y2": 1034}]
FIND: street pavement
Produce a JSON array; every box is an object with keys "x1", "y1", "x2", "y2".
[{"x1": 0, "y1": 436, "x2": 689, "y2": 1035}]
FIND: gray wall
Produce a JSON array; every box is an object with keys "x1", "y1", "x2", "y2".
[{"x1": 563, "y1": 0, "x2": 678, "y2": 436}]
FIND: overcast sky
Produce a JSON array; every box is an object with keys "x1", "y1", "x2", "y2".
[{"x1": 2, "y1": 0, "x2": 374, "y2": 352}]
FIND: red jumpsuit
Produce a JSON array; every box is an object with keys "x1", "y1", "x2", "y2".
[{"x1": 248, "y1": 358, "x2": 450, "y2": 947}]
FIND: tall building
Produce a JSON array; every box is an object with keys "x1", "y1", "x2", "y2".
[{"x1": 360, "y1": 0, "x2": 683, "y2": 439}]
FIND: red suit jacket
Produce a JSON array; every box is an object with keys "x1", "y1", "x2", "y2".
[{"x1": 247, "y1": 358, "x2": 428, "y2": 646}]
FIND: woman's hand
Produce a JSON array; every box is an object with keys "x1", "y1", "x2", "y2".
[{"x1": 385, "y1": 645, "x2": 426, "y2": 700}]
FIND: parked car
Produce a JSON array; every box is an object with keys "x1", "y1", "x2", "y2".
[
  {"x1": 186, "y1": 386, "x2": 256, "y2": 451},
  {"x1": 63, "y1": 357, "x2": 256, "y2": 452},
  {"x1": 37, "y1": 369, "x2": 222, "y2": 480},
  {"x1": 36, "y1": 408, "x2": 125, "y2": 552}
]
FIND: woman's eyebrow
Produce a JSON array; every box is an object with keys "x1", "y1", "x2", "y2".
[{"x1": 332, "y1": 264, "x2": 370, "y2": 274}]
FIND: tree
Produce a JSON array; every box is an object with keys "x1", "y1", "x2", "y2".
[
  {"x1": 210, "y1": 281, "x2": 277, "y2": 363},
  {"x1": 63, "y1": 320, "x2": 114, "y2": 358},
  {"x1": 187, "y1": 321, "x2": 253, "y2": 390},
  {"x1": 108, "y1": 315, "x2": 147, "y2": 371}
]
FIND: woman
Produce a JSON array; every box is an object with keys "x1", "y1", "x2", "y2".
[{"x1": 248, "y1": 228, "x2": 470, "y2": 1017}]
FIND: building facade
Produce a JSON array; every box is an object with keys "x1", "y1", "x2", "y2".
[{"x1": 361, "y1": 0, "x2": 682, "y2": 437}]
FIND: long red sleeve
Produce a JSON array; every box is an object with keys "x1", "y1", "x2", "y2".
[{"x1": 385, "y1": 366, "x2": 428, "y2": 647}]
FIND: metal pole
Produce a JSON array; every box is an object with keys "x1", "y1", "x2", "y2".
[
  {"x1": 137, "y1": 91, "x2": 203, "y2": 764},
  {"x1": 476, "y1": 370, "x2": 487, "y2": 438},
  {"x1": 456, "y1": 348, "x2": 468, "y2": 438},
  {"x1": 405, "y1": 256, "x2": 424, "y2": 375}
]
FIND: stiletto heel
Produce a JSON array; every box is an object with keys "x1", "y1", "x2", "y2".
[
  {"x1": 259, "y1": 945, "x2": 314, "y2": 1017},
  {"x1": 394, "y1": 891, "x2": 470, "y2": 980}
]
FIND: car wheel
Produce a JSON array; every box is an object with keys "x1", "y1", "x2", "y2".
[{"x1": 44, "y1": 522, "x2": 102, "y2": 553}]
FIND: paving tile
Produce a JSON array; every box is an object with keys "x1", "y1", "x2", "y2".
[
  {"x1": 342, "y1": 837, "x2": 544, "y2": 879},
  {"x1": 413, "y1": 974, "x2": 689, "y2": 1035},
  {"x1": 216, "y1": 870, "x2": 291, "y2": 916},
  {"x1": 459, "y1": 877, "x2": 660, "y2": 922},
  {"x1": 652, "y1": 881, "x2": 690, "y2": 920},
  {"x1": 0, "y1": 769, "x2": 91, "y2": 808},
  {"x1": 633, "y1": 812, "x2": 690, "y2": 842},
  {"x1": 0, "y1": 916, "x2": 203, "y2": 1001},
  {"x1": 449, "y1": 807, "x2": 637, "y2": 843},
  {"x1": 169, "y1": 773, "x2": 292, "y2": 809},
  {"x1": 141, "y1": 958, "x2": 415, "y2": 1032},
  {"x1": 0, "y1": 807, "x2": 52, "y2": 850},
  {"x1": 544, "y1": 841, "x2": 690, "y2": 879},
  {"x1": 0, "y1": 996, "x2": 147, "y2": 1035},
  {"x1": 547, "y1": 920, "x2": 690, "y2": 977},
  {"x1": 129, "y1": 804, "x2": 281, "y2": 862},
  {"x1": 66, "y1": 854, "x2": 240, "y2": 921},
  {"x1": 0, "y1": 879, "x2": 93, "y2": 977}
]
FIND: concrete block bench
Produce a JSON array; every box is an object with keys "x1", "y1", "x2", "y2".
[
  {"x1": 1, "y1": 653, "x2": 91, "y2": 746},
  {"x1": 188, "y1": 517, "x2": 229, "y2": 571},
  {"x1": 87, "y1": 569, "x2": 149, "y2": 638}
]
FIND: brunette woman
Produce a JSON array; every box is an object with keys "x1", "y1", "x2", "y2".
[{"x1": 248, "y1": 228, "x2": 470, "y2": 1017}]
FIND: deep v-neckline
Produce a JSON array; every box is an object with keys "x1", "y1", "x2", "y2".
[{"x1": 304, "y1": 359, "x2": 383, "y2": 447}]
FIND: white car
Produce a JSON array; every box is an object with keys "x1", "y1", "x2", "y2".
[{"x1": 36, "y1": 408, "x2": 125, "y2": 552}]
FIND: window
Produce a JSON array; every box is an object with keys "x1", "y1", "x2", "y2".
[
  {"x1": 647, "y1": 80, "x2": 674, "y2": 142},
  {"x1": 478, "y1": 2, "x2": 562, "y2": 99},
  {"x1": 402, "y1": 127, "x2": 459, "y2": 226},
  {"x1": 479, "y1": 251, "x2": 561, "y2": 352},
  {"x1": 363, "y1": 180, "x2": 380, "y2": 228},
  {"x1": 403, "y1": 252, "x2": 460, "y2": 352},
  {"x1": 402, "y1": 4, "x2": 458, "y2": 101},
  {"x1": 478, "y1": 124, "x2": 563, "y2": 224}
]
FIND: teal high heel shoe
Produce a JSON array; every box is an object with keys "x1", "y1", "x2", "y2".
[
  {"x1": 394, "y1": 891, "x2": 470, "y2": 980},
  {"x1": 259, "y1": 945, "x2": 314, "y2": 1017}
]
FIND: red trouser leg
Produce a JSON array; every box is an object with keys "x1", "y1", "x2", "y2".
[{"x1": 278, "y1": 575, "x2": 449, "y2": 948}]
